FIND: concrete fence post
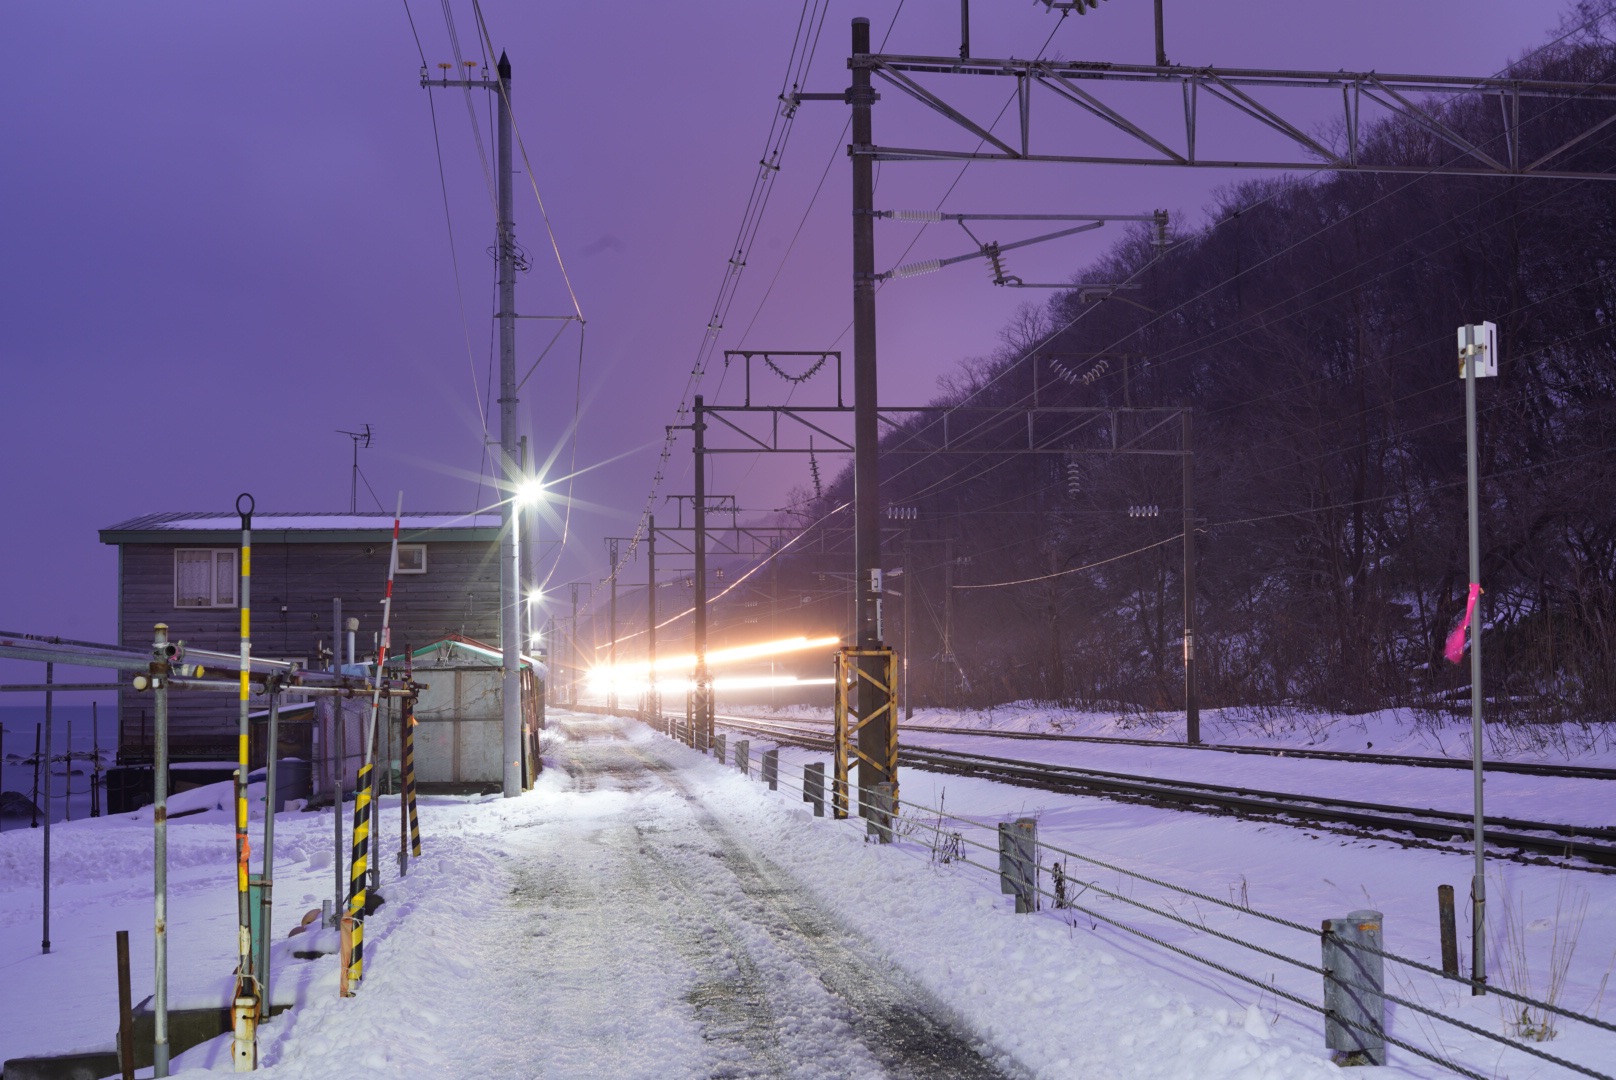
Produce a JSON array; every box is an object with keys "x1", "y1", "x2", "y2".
[
  {"x1": 865, "y1": 781, "x2": 894, "y2": 844},
  {"x1": 803, "y1": 762, "x2": 825, "y2": 817},
  {"x1": 734, "y1": 739, "x2": 750, "y2": 777},
  {"x1": 761, "y1": 749, "x2": 779, "y2": 791},
  {"x1": 998, "y1": 818, "x2": 1039, "y2": 913},
  {"x1": 715, "y1": 733, "x2": 726, "y2": 763},
  {"x1": 1323, "y1": 909, "x2": 1385, "y2": 1066}
]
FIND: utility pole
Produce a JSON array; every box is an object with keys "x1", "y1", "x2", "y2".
[
  {"x1": 692, "y1": 397, "x2": 712, "y2": 748},
  {"x1": 903, "y1": 530, "x2": 913, "y2": 720},
  {"x1": 850, "y1": 17, "x2": 892, "y2": 802},
  {"x1": 647, "y1": 515, "x2": 658, "y2": 723},
  {"x1": 1183, "y1": 412, "x2": 1199, "y2": 745},
  {"x1": 521, "y1": 436, "x2": 539, "y2": 658},
  {"x1": 425, "y1": 53, "x2": 522, "y2": 796},
  {"x1": 943, "y1": 539, "x2": 956, "y2": 708},
  {"x1": 494, "y1": 53, "x2": 522, "y2": 798},
  {"x1": 607, "y1": 538, "x2": 619, "y2": 712},
  {"x1": 570, "y1": 582, "x2": 580, "y2": 705}
]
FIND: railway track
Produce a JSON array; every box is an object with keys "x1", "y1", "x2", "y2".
[
  {"x1": 708, "y1": 713, "x2": 1616, "y2": 870},
  {"x1": 714, "y1": 712, "x2": 1616, "y2": 781}
]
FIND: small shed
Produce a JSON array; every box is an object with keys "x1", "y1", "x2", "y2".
[{"x1": 391, "y1": 636, "x2": 545, "y2": 794}]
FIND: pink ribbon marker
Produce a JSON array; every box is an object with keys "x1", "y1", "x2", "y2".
[{"x1": 1444, "y1": 582, "x2": 1482, "y2": 664}]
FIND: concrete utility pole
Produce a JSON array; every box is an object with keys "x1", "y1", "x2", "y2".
[
  {"x1": 692, "y1": 397, "x2": 712, "y2": 747},
  {"x1": 425, "y1": 53, "x2": 521, "y2": 794},
  {"x1": 569, "y1": 583, "x2": 580, "y2": 705},
  {"x1": 647, "y1": 515, "x2": 658, "y2": 722},
  {"x1": 850, "y1": 17, "x2": 892, "y2": 802},
  {"x1": 607, "y1": 538, "x2": 619, "y2": 712},
  {"x1": 494, "y1": 51, "x2": 523, "y2": 799},
  {"x1": 1183, "y1": 412, "x2": 1199, "y2": 745}
]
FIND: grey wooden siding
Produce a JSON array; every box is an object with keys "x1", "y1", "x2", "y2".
[{"x1": 117, "y1": 539, "x2": 501, "y2": 760}]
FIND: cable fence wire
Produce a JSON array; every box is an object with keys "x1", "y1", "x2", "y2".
[{"x1": 677, "y1": 716, "x2": 1616, "y2": 1079}]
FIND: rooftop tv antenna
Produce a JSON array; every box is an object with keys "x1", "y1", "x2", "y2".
[{"x1": 337, "y1": 425, "x2": 374, "y2": 513}]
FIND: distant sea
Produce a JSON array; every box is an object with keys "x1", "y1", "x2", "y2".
[{"x1": 0, "y1": 703, "x2": 116, "y2": 827}]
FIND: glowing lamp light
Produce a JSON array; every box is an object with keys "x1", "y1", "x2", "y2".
[
  {"x1": 515, "y1": 478, "x2": 546, "y2": 505},
  {"x1": 583, "y1": 633, "x2": 840, "y2": 695}
]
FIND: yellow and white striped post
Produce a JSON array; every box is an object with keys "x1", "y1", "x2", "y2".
[{"x1": 232, "y1": 493, "x2": 258, "y2": 1070}]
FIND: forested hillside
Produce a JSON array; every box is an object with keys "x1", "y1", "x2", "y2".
[{"x1": 795, "y1": 10, "x2": 1616, "y2": 726}]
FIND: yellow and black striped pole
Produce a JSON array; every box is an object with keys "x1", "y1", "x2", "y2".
[
  {"x1": 344, "y1": 758, "x2": 371, "y2": 991},
  {"x1": 345, "y1": 493, "x2": 403, "y2": 991},
  {"x1": 232, "y1": 493, "x2": 258, "y2": 1070},
  {"x1": 403, "y1": 648, "x2": 421, "y2": 861},
  {"x1": 405, "y1": 707, "x2": 421, "y2": 858}
]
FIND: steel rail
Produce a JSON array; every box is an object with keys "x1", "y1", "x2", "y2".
[
  {"x1": 713, "y1": 715, "x2": 1616, "y2": 868},
  {"x1": 715, "y1": 711, "x2": 1616, "y2": 780}
]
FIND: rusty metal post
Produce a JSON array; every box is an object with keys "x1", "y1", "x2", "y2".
[
  {"x1": 1438, "y1": 885, "x2": 1459, "y2": 979},
  {"x1": 117, "y1": 929, "x2": 136, "y2": 1080}
]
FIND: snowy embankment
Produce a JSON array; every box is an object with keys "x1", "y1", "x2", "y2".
[
  {"x1": 2, "y1": 711, "x2": 1613, "y2": 1078},
  {"x1": 736, "y1": 700, "x2": 1616, "y2": 764}
]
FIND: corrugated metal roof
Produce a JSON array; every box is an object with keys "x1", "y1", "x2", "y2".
[
  {"x1": 103, "y1": 511, "x2": 501, "y2": 531},
  {"x1": 100, "y1": 510, "x2": 504, "y2": 544}
]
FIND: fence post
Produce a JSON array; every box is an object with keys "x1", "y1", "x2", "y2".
[
  {"x1": 734, "y1": 739, "x2": 750, "y2": 777},
  {"x1": 866, "y1": 781, "x2": 894, "y2": 844},
  {"x1": 998, "y1": 818, "x2": 1039, "y2": 913},
  {"x1": 1323, "y1": 909, "x2": 1385, "y2": 1066},
  {"x1": 714, "y1": 732, "x2": 726, "y2": 762},
  {"x1": 1437, "y1": 885, "x2": 1458, "y2": 979},
  {"x1": 761, "y1": 749, "x2": 779, "y2": 791},
  {"x1": 803, "y1": 762, "x2": 825, "y2": 817},
  {"x1": 116, "y1": 929, "x2": 135, "y2": 1080}
]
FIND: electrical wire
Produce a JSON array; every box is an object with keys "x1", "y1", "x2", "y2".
[
  {"x1": 402, "y1": 0, "x2": 491, "y2": 482},
  {"x1": 471, "y1": 0, "x2": 586, "y2": 322},
  {"x1": 622, "y1": 0, "x2": 849, "y2": 576}
]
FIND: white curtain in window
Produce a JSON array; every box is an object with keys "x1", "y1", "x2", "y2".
[
  {"x1": 214, "y1": 550, "x2": 237, "y2": 607},
  {"x1": 175, "y1": 550, "x2": 213, "y2": 606}
]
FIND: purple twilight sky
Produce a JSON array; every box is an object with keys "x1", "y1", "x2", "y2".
[{"x1": 0, "y1": 1, "x2": 1577, "y2": 698}]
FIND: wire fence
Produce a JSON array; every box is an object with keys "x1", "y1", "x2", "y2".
[{"x1": 631, "y1": 710, "x2": 1616, "y2": 1080}]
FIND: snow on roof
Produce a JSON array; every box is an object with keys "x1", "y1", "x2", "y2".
[{"x1": 102, "y1": 510, "x2": 502, "y2": 533}]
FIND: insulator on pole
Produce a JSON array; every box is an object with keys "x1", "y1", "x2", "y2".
[
  {"x1": 894, "y1": 209, "x2": 946, "y2": 222},
  {"x1": 895, "y1": 259, "x2": 944, "y2": 279}
]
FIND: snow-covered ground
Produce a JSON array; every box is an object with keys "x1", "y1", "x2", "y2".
[
  {"x1": 726, "y1": 701, "x2": 1616, "y2": 766},
  {"x1": 1, "y1": 709, "x2": 1613, "y2": 1078}
]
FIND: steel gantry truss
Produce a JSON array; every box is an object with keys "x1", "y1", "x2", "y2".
[{"x1": 855, "y1": 53, "x2": 1616, "y2": 180}]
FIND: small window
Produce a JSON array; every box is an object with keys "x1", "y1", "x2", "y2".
[
  {"x1": 175, "y1": 549, "x2": 237, "y2": 608},
  {"x1": 396, "y1": 544, "x2": 427, "y2": 574}
]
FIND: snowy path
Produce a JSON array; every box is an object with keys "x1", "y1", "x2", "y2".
[{"x1": 256, "y1": 714, "x2": 1021, "y2": 1080}]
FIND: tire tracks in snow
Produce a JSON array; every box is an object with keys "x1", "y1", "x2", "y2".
[{"x1": 553, "y1": 714, "x2": 1023, "y2": 1080}]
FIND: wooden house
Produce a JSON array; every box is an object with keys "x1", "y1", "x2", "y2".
[{"x1": 99, "y1": 510, "x2": 509, "y2": 765}]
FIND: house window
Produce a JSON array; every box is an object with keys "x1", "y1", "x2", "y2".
[
  {"x1": 396, "y1": 544, "x2": 427, "y2": 574},
  {"x1": 175, "y1": 549, "x2": 237, "y2": 608}
]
